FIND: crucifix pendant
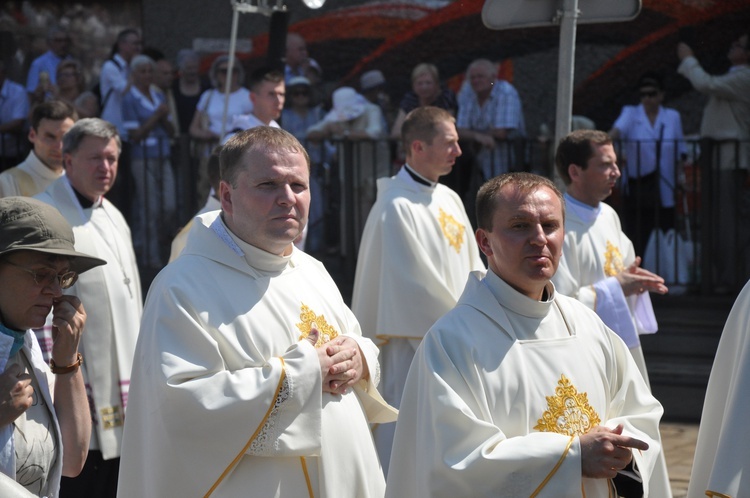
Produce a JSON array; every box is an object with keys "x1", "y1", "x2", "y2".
[{"x1": 123, "y1": 275, "x2": 133, "y2": 298}]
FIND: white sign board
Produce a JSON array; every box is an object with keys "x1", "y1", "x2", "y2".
[
  {"x1": 482, "y1": 0, "x2": 640, "y2": 30},
  {"x1": 193, "y1": 38, "x2": 253, "y2": 54}
]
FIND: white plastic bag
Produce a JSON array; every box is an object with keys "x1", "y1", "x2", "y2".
[{"x1": 643, "y1": 228, "x2": 695, "y2": 285}]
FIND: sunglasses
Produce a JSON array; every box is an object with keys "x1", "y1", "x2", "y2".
[
  {"x1": 640, "y1": 90, "x2": 659, "y2": 98},
  {"x1": 2, "y1": 260, "x2": 78, "y2": 289},
  {"x1": 292, "y1": 90, "x2": 310, "y2": 97}
]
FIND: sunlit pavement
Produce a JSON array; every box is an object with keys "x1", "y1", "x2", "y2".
[{"x1": 662, "y1": 422, "x2": 699, "y2": 498}]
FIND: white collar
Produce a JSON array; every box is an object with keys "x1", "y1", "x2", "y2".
[
  {"x1": 564, "y1": 192, "x2": 601, "y2": 224},
  {"x1": 397, "y1": 165, "x2": 436, "y2": 191},
  {"x1": 26, "y1": 150, "x2": 64, "y2": 181},
  {"x1": 212, "y1": 215, "x2": 294, "y2": 273},
  {"x1": 129, "y1": 85, "x2": 160, "y2": 112},
  {"x1": 482, "y1": 268, "x2": 555, "y2": 318}
]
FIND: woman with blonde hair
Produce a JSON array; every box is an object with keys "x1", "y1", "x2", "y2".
[
  {"x1": 390, "y1": 63, "x2": 457, "y2": 139},
  {"x1": 188, "y1": 55, "x2": 252, "y2": 143}
]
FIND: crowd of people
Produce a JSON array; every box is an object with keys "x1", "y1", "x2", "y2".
[{"x1": 0, "y1": 22, "x2": 749, "y2": 498}]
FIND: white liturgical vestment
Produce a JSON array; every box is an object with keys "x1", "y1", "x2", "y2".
[
  {"x1": 687, "y1": 279, "x2": 750, "y2": 498},
  {"x1": 352, "y1": 167, "x2": 484, "y2": 344},
  {"x1": 118, "y1": 210, "x2": 396, "y2": 498},
  {"x1": 0, "y1": 151, "x2": 63, "y2": 198},
  {"x1": 553, "y1": 194, "x2": 658, "y2": 383},
  {"x1": 35, "y1": 177, "x2": 142, "y2": 461},
  {"x1": 552, "y1": 194, "x2": 672, "y2": 498},
  {"x1": 385, "y1": 270, "x2": 664, "y2": 498},
  {"x1": 351, "y1": 166, "x2": 484, "y2": 469}
]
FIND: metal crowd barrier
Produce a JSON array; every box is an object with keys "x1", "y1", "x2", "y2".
[
  {"x1": 612, "y1": 137, "x2": 750, "y2": 295},
  {"x1": 101, "y1": 135, "x2": 750, "y2": 296}
]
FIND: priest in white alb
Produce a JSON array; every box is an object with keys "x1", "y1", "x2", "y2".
[
  {"x1": 386, "y1": 172, "x2": 665, "y2": 497},
  {"x1": 552, "y1": 129, "x2": 667, "y2": 384},
  {"x1": 118, "y1": 127, "x2": 396, "y2": 498},
  {"x1": 687, "y1": 278, "x2": 750, "y2": 498},
  {"x1": 35, "y1": 118, "x2": 142, "y2": 496},
  {"x1": 351, "y1": 106, "x2": 484, "y2": 469},
  {"x1": 551, "y1": 130, "x2": 673, "y2": 498}
]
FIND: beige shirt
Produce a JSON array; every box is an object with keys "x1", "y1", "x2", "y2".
[
  {"x1": 678, "y1": 58, "x2": 750, "y2": 169},
  {"x1": 0, "y1": 151, "x2": 62, "y2": 198},
  {"x1": 10, "y1": 351, "x2": 57, "y2": 496}
]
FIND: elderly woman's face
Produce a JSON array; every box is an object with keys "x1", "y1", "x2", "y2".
[
  {"x1": 132, "y1": 63, "x2": 154, "y2": 88},
  {"x1": 413, "y1": 73, "x2": 438, "y2": 101},
  {"x1": 181, "y1": 59, "x2": 199, "y2": 78},
  {"x1": 0, "y1": 251, "x2": 69, "y2": 330}
]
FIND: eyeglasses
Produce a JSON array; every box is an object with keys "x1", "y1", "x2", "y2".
[
  {"x1": 640, "y1": 90, "x2": 659, "y2": 98},
  {"x1": 217, "y1": 68, "x2": 233, "y2": 75},
  {"x1": 1, "y1": 260, "x2": 78, "y2": 289}
]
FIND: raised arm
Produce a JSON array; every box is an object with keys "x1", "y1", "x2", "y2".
[{"x1": 48, "y1": 294, "x2": 91, "y2": 476}]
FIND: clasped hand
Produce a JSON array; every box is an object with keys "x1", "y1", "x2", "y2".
[{"x1": 304, "y1": 328, "x2": 368, "y2": 395}]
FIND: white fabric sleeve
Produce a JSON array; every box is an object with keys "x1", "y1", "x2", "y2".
[
  {"x1": 678, "y1": 56, "x2": 749, "y2": 100},
  {"x1": 633, "y1": 292, "x2": 658, "y2": 335},
  {"x1": 603, "y1": 328, "x2": 664, "y2": 490},
  {"x1": 593, "y1": 277, "x2": 640, "y2": 349},
  {"x1": 142, "y1": 289, "x2": 325, "y2": 459},
  {"x1": 612, "y1": 105, "x2": 634, "y2": 137},
  {"x1": 101, "y1": 60, "x2": 128, "y2": 95}
]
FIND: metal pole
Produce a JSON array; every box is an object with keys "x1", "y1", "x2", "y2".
[
  {"x1": 222, "y1": 4, "x2": 241, "y2": 139},
  {"x1": 554, "y1": 0, "x2": 579, "y2": 154}
]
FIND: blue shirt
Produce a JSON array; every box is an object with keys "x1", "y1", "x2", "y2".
[
  {"x1": 281, "y1": 105, "x2": 333, "y2": 165},
  {"x1": 456, "y1": 79, "x2": 526, "y2": 178},
  {"x1": 122, "y1": 86, "x2": 172, "y2": 159},
  {"x1": 26, "y1": 50, "x2": 70, "y2": 92},
  {"x1": 0, "y1": 78, "x2": 29, "y2": 156}
]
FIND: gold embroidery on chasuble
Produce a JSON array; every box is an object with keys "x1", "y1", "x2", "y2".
[
  {"x1": 297, "y1": 303, "x2": 340, "y2": 347},
  {"x1": 438, "y1": 208, "x2": 464, "y2": 253},
  {"x1": 100, "y1": 406, "x2": 124, "y2": 429},
  {"x1": 603, "y1": 241, "x2": 624, "y2": 277},
  {"x1": 534, "y1": 375, "x2": 601, "y2": 436}
]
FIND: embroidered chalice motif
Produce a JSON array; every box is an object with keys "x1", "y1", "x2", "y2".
[
  {"x1": 534, "y1": 374, "x2": 601, "y2": 436},
  {"x1": 438, "y1": 208, "x2": 465, "y2": 253},
  {"x1": 297, "y1": 303, "x2": 340, "y2": 347}
]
